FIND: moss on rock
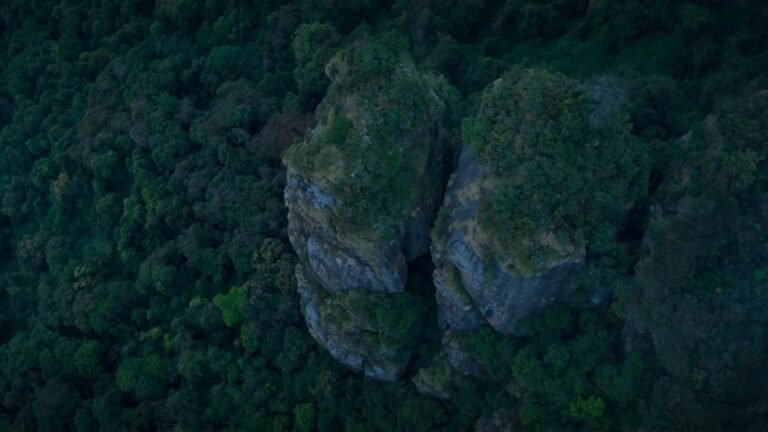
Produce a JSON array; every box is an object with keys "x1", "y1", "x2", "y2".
[
  {"x1": 285, "y1": 42, "x2": 456, "y2": 238},
  {"x1": 461, "y1": 69, "x2": 647, "y2": 273}
]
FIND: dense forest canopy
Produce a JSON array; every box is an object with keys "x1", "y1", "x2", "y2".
[{"x1": 0, "y1": 0, "x2": 766, "y2": 431}]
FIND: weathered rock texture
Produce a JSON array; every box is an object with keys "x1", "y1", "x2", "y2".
[
  {"x1": 431, "y1": 71, "x2": 644, "y2": 339},
  {"x1": 432, "y1": 144, "x2": 584, "y2": 336},
  {"x1": 284, "y1": 43, "x2": 454, "y2": 380},
  {"x1": 285, "y1": 175, "x2": 408, "y2": 294},
  {"x1": 285, "y1": 63, "x2": 644, "y2": 387},
  {"x1": 424, "y1": 70, "x2": 646, "y2": 390},
  {"x1": 295, "y1": 265, "x2": 419, "y2": 380}
]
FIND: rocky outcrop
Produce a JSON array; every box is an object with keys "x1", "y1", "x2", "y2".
[
  {"x1": 432, "y1": 145, "x2": 584, "y2": 335},
  {"x1": 284, "y1": 153, "x2": 448, "y2": 295},
  {"x1": 433, "y1": 262, "x2": 483, "y2": 331},
  {"x1": 283, "y1": 43, "x2": 454, "y2": 380},
  {"x1": 295, "y1": 265, "x2": 418, "y2": 380},
  {"x1": 296, "y1": 266, "x2": 367, "y2": 374},
  {"x1": 285, "y1": 63, "x2": 644, "y2": 390},
  {"x1": 285, "y1": 175, "x2": 408, "y2": 294},
  {"x1": 424, "y1": 70, "x2": 646, "y2": 386},
  {"x1": 431, "y1": 71, "x2": 642, "y2": 339}
]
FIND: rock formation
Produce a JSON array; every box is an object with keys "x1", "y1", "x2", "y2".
[
  {"x1": 431, "y1": 144, "x2": 584, "y2": 335},
  {"x1": 283, "y1": 42, "x2": 454, "y2": 380},
  {"x1": 286, "y1": 61, "x2": 646, "y2": 384},
  {"x1": 426, "y1": 69, "x2": 645, "y2": 387}
]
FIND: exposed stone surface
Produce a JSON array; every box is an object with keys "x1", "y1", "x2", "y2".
[
  {"x1": 432, "y1": 145, "x2": 584, "y2": 335},
  {"x1": 296, "y1": 265, "x2": 365, "y2": 372},
  {"x1": 296, "y1": 265, "x2": 415, "y2": 381},
  {"x1": 283, "y1": 43, "x2": 454, "y2": 380},
  {"x1": 433, "y1": 263, "x2": 483, "y2": 331},
  {"x1": 285, "y1": 173, "x2": 413, "y2": 294},
  {"x1": 283, "y1": 119, "x2": 450, "y2": 295}
]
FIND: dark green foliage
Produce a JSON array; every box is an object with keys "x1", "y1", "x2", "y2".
[
  {"x1": 312, "y1": 283, "x2": 429, "y2": 360},
  {"x1": 0, "y1": 2, "x2": 472, "y2": 430},
  {"x1": 625, "y1": 92, "x2": 768, "y2": 429},
  {"x1": 1, "y1": 0, "x2": 767, "y2": 430},
  {"x1": 293, "y1": 402, "x2": 315, "y2": 432},
  {"x1": 510, "y1": 306, "x2": 650, "y2": 431},
  {"x1": 285, "y1": 41, "x2": 455, "y2": 236},
  {"x1": 73, "y1": 340, "x2": 104, "y2": 379},
  {"x1": 463, "y1": 68, "x2": 647, "y2": 272},
  {"x1": 293, "y1": 22, "x2": 341, "y2": 105},
  {"x1": 212, "y1": 285, "x2": 246, "y2": 327}
]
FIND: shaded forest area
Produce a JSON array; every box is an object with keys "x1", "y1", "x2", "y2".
[{"x1": 1, "y1": 0, "x2": 767, "y2": 430}]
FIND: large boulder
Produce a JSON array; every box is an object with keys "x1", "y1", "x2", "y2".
[
  {"x1": 284, "y1": 42, "x2": 455, "y2": 379},
  {"x1": 296, "y1": 265, "x2": 425, "y2": 380},
  {"x1": 432, "y1": 69, "x2": 646, "y2": 335},
  {"x1": 432, "y1": 145, "x2": 584, "y2": 335}
]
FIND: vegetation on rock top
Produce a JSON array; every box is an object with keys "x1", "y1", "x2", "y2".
[
  {"x1": 285, "y1": 41, "x2": 456, "y2": 237},
  {"x1": 462, "y1": 68, "x2": 647, "y2": 274}
]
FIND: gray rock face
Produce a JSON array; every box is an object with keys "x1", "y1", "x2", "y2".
[
  {"x1": 283, "y1": 47, "x2": 453, "y2": 380},
  {"x1": 432, "y1": 145, "x2": 584, "y2": 335},
  {"x1": 433, "y1": 264, "x2": 483, "y2": 331},
  {"x1": 306, "y1": 233, "x2": 406, "y2": 294},
  {"x1": 287, "y1": 157, "x2": 445, "y2": 379},
  {"x1": 448, "y1": 236, "x2": 582, "y2": 335},
  {"x1": 285, "y1": 175, "x2": 409, "y2": 294},
  {"x1": 295, "y1": 265, "x2": 408, "y2": 381},
  {"x1": 296, "y1": 265, "x2": 365, "y2": 372}
]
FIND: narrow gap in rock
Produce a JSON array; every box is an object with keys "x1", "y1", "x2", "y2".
[
  {"x1": 403, "y1": 252, "x2": 442, "y2": 377},
  {"x1": 617, "y1": 197, "x2": 650, "y2": 255}
]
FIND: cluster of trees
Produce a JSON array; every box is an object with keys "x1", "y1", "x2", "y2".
[
  {"x1": 1, "y1": 0, "x2": 766, "y2": 430},
  {"x1": 0, "y1": 1, "x2": 463, "y2": 430}
]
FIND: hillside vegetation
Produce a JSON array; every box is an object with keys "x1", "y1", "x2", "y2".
[{"x1": 0, "y1": 1, "x2": 766, "y2": 430}]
